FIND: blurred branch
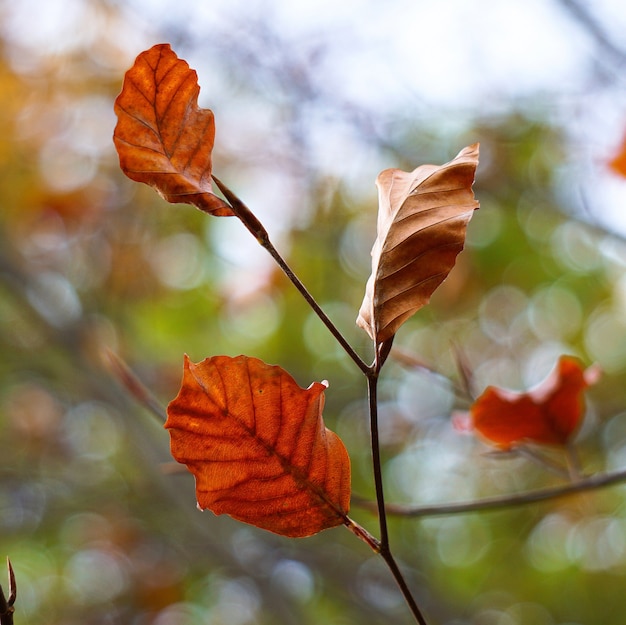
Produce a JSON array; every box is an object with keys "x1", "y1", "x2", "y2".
[
  {"x1": 391, "y1": 346, "x2": 470, "y2": 400},
  {"x1": 557, "y1": 0, "x2": 626, "y2": 67},
  {"x1": 513, "y1": 446, "x2": 571, "y2": 480},
  {"x1": 104, "y1": 349, "x2": 168, "y2": 423},
  {"x1": 354, "y1": 466, "x2": 626, "y2": 517}
]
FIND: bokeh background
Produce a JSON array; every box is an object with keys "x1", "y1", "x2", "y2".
[{"x1": 3, "y1": 0, "x2": 626, "y2": 623}]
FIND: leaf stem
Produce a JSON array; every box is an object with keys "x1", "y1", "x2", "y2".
[
  {"x1": 344, "y1": 517, "x2": 381, "y2": 552},
  {"x1": 368, "y1": 365, "x2": 429, "y2": 625}
]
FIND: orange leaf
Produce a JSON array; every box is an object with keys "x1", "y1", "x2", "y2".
[
  {"x1": 609, "y1": 132, "x2": 626, "y2": 178},
  {"x1": 165, "y1": 355, "x2": 351, "y2": 537},
  {"x1": 356, "y1": 144, "x2": 480, "y2": 344},
  {"x1": 469, "y1": 356, "x2": 599, "y2": 449},
  {"x1": 113, "y1": 44, "x2": 233, "y2": 216}
]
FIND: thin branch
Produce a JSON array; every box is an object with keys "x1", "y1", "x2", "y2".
[
  {"x1": 565, "y1": 444, "x2": 584, "y2": 481},
  {"x1": 212, "y1": 175, "x2": 371, "y2": 375},
  {"x1": 380, "y1": 549, "x2": 429, "y2": 625},
  {"x1": 368, "y1": 371, "x2": 389, "y2": 547},
  {"x1": 262, "y1": 241, "x2": 370, "y2": 374},
  {"x1": 513, "y1": 446, "x2": 571, "y2": 480},
  {"x1": 390, "y1": 346, "x2": 470, "y2": 401},
  {"x1": 353, "y1": 466, "x2": 626, "y2": 518},
  {"x1": 557, "y1": 0, "x2": 626, "y2": 68},
  {"x1": 368, "y1": 357, "x2": 429, "y2": 625}
]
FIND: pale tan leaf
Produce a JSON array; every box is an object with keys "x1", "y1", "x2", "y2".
[{"x1": 356, "y1": 144, "x2": 479, "y2": 344}]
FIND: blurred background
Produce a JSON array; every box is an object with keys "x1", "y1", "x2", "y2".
[{"x1": 2, "y1": 0, "x2": 626, "y2": 623}]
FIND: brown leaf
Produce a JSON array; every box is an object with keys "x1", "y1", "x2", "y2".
[
  {"x1": 113, "y1": 44, "x2": 233, "y2": 216},
  {"x1": 357, "y1": 144, "x2": 480, "y2": 344},
  {"x1": 467, "y1": 356, "x2": 600, "y2": 449},
  {"x1": 165, "y1": 355, "x2": 351, "y2": 537}
]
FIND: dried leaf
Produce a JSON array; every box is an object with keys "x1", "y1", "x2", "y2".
[
  {"x1": 357, "y1": 144, "x2": 479, "y2": 344},
  {"x1": 165, "y1": 355, "x2": 351, "y2": 537},
  {"x1": 468, "y1": 356, "x2": 599, "y2": 449},
  {"x1": 113, "y1": 44, "x2": 233, "y2": 216}
]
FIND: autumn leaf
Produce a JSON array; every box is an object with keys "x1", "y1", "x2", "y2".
[
  {"x1": 113, "y1": 43, "x2": 233, "y2": 216},
  {"x1": 467, "y1": 356, "x2": 600, "y2": 450},
  {"x1": 356, "y1": 144, "x2": 479, "y2": 345},
  {"x1": 609, "y1": 132, "x2": 626, "y2": 178},
  {"x1": 165, "y1": 355, "x2": 351, "y2": 538}
]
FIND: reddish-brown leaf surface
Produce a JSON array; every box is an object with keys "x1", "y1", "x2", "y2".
[
  {"x1": 356, "y1": 144, "x2": 480, "y2": 345},
  {"x1": 113, "y1": 44, "x2": 233, "y2": 216},
  {"x1": 165, "y1": 355, "x2": 351, "y2": 537},
  {"x1": 468, "y1": 356, "x2": 600, "y2": 449}
]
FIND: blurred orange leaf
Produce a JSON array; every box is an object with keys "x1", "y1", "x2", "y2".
[
  {"x1": 468, "y1": 356, "x2": 600, "y2": 450},
  {"x1": 113, "y1": 43, "x2": 233, "y2": 216},
  {"x1": 356, "y1": 144, "x2": 480, "y2": 344},
  {"x1": 609, "y1": 132, "x2": 626, "y2": 178},
  {"x1": 165, "y1": 355, "x2": 351, "y2": 537}
]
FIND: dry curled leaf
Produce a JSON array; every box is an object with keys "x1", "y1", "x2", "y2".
[
  {"x1": 357, "y1": 144, "x2": 479, "y2": 344},
  {"x1": 113, "y1": 43, "x2": 232, "y2": 216},
  {"x1": 165, "y1": 355, "x2": 351, "y2": 537},
  {"x1": 467, "y1": 355, "x2": 600, "y2": 450}
]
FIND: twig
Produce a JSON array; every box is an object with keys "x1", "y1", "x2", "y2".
[
  {"x1": 565, "y1": 443, "x2": 584, "y2": 481},
  {"x1": 390, "y1": 346, "x2": 471, "y2": 400},
  {"x1": 212, "y1": 175, "x2": 370, "y2": 375},
  {"x1": 368, "y1": 355, "x2": 429, "y2": 625},
  {"x1": 352, "y1": 466, "x2": 626, "y2": 518},
  {"x1": 557, "y1": 0, "x2": 626, "y2": 68},
  {"x1": 263, "y1": 241, "x2": 370, "y2": 374},
  {"x1": 513, "y1": 446, "x2": 571, "y2": 480},
  {"x1": 0, "y1": 559, "x2": 16, "y2": 625},
  {"x1": 368, "y1": 369, "x2": 389, "y2": 547},
  {"x1": 380, "y1": 549, "x2": 428, "y2": 625}
]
